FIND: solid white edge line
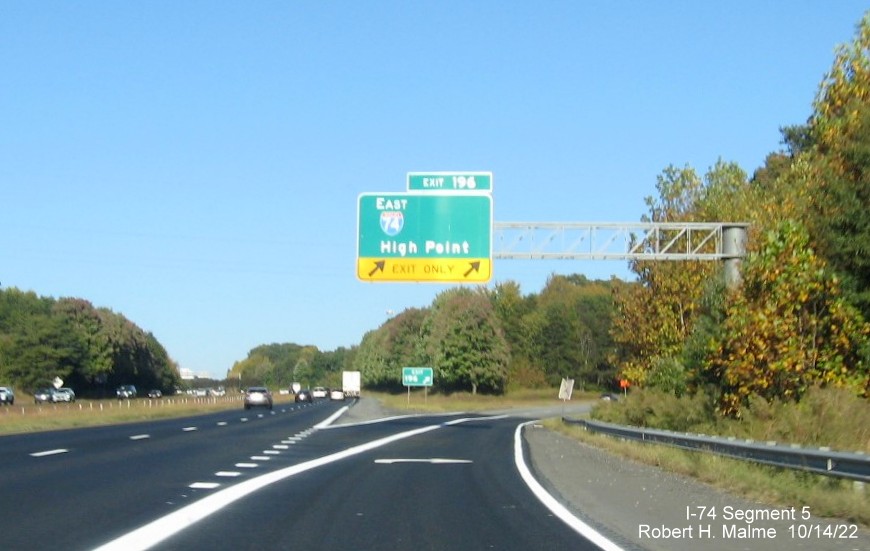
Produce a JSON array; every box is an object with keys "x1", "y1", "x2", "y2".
[
  {"x1": 317, "y1": 411, "x2": 466, "y2": 430},
  {"x1": 91, "y1": 422, "x2": 444, "y2": 551},
  {"x1": 312, "y1": 405, "x2": 350, "y2": 429},
  {"x1": 514, "y1": 421, "x2": 625, "y2": 551}
]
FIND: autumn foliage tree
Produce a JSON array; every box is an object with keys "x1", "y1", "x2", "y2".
[
  {"x1": 610, "y1": 163, "x2": 746, "y2": 386},
  {"x1": 712, "y1": 222, "x2": 870, "y2": 415}
]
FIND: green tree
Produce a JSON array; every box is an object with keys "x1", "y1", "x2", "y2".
[
  {"x1": 353, "y1": 308, "x2": 427, "y2": 390},
  {"x1": 487, "y1": 281, "x2": 545, "y2": 388},
  {"x1": 419, "y1": 288, "x2": 509, "y2": 394},
  {"x1": 5, "y1": 314, "x2": 85, "y2": 390}
]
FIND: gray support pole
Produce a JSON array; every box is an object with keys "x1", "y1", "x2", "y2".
[{"x1": 722, "y1": 224, "x2": 749, "y2": 289}]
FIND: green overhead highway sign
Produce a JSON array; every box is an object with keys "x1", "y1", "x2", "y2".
[
  {"x1": 407, "y1": 171, "x2": 493, "y2": 192},
  {"x1": 357, "y1": 192, "x2": 492, "y2": 283},
  {"x1": 402, "y1": 367, "x2": 434, "y2": 387}
]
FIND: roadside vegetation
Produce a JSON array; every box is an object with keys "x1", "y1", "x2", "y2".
[{"x1": 591, "y1": 386, "x2": 870, "y2": 454}]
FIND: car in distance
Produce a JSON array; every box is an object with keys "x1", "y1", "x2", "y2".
[
  {"x1": 147, "y1": 389, "x2": 163, "y2": 399},
  {"x1": 34, "y1": 388, "x2": 56, "y2": 404},
  {"x1": 116, "y1": 385, "x2": 137, "y2": 399},
  {"x1": 295, "y1": 388, "x2": 313, "y2": 403},
  {"x1": 0, "y1": 387, "x2": 14, "y2": 405},
  {"x1": 54, "y1": 388, "x2": 76, "y2": 402},
  {"x1": 312, "y1": 386, "x2": 328, "y2": 399},
  {"x1": 330, "y1": 389, "x2": 346, "y2": 401},
  {"x1": 244, "y1": 387, "x2": 273, "y2": 410}
]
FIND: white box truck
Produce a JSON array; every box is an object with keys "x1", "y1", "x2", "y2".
[{"x1": 342, "y1": 371, "x2": 361, "y2": 398}]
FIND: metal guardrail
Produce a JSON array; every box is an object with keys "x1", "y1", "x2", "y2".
[{"x1": 562, "y1": 417, "x2": 870, "y2": 483}]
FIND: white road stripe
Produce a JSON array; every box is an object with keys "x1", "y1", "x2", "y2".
[
  {"x1": 235, "y1": 463, "x2": 258, "y2": 468},
  {"x1": 514, "y1": 421, "x2": 625, "y2": 551},
  {"x1": 374, "y1": 458, "x2": 472, "y2": 464},
  {"x1": 189, "y1": 482, "x2": 220, "y2": 489},
  {"x1": 182, "y1": 427, "x2": 197, "y2": 432},
  {"x1": 250, "y1": 456, "x2": 270, "y2": 461},
  {"x1": 215, "y1": 472, "x2": 241, "y2": 477},
  {"x1": 263, "y1": 451, "x2": 280, "y2": 455},
  {"x1": 313, "y1": 405, "x2": 349, "y2": 428},
  {"x1": 30, "y1": 449, "x2": 69, "y2": 457},
  {"x1": 93, "y1": 421, "x2": 446, "y2": 550},
  {"x1": 272, "y1": 445, "x2": 289, "y2": 449},
  {"x1": 129, "y1": 435, "x2": 150, "y2": 441},
  {"x1": 216, "y1": 422, "x2": 228, "y2": 426}
]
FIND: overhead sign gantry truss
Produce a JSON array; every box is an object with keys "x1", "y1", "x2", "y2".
[{"x1": 493, "y1": 222, "x2": 748, "y2": 261}]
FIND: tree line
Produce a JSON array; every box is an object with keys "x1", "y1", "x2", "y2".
[
  {"x1": 0, "y1": 288, "x2": 181, "y2": 396},
  {"x1": 225, "y1": 275, "x2": 619, "y2": 395},
  {"x1": 352, "y1": 276, "x2": 618, "y2": 394}
]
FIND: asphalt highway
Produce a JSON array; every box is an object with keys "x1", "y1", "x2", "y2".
[{"x1": 0, "y1": 400, "x2": 609, "y2": 551}]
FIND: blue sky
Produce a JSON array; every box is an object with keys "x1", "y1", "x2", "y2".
[{"x1": 2, "y1": 2, "x2": 867, "y2": 379}]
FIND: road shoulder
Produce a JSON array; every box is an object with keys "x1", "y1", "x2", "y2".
[{"x1": 523, "y1": 424, "x2": 870, "y2": 551}]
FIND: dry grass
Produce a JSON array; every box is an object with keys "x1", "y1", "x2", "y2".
[
  {"x1": 370, "y1": 387, "x2": 583, "y2": 413},
  {"x1": 0, "y1": 393, "x2": 299, "y2": 435}
]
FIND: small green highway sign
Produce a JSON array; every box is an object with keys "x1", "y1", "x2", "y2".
[
  {"x1": 407, "y1": 171, "x2": 493, "y2": 192},
  {"x1": 357, "y1": 192, "x2": 492, "y2": 283},
  {"x1": 402, "y1": 367, "x2": 434, "y2": 387}
]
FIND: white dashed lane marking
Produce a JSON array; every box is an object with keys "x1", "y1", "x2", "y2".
[
  {"x1": 215, "y1": 472, "x2": 242, "y2": 477},
  {"x1": 189, "y1": 482, "x2": 220, "y2": 489},
  {"x1": 129, "y1": 435, "x2": 150, "y2": 441},
  {"x1": 30, "y1": 449, "x2": 69, "y2": 457}
]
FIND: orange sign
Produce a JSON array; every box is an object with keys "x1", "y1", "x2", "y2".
[{"x1": 619, "y1": 379, "x2": 630, "y2": 389}]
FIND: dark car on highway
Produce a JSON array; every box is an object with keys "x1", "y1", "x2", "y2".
[
  {"x1": 34, "y1": 388, "x2": 56, "y2": 404},
  {"x1": 294, "y1": 388, "x2": 313, "y2": 403},
  {"x1": 244, "y1": 387, "x2": 273, "y2": 410},
  {"x1": 116, "y1": 385, "x2": 137, "y2": 399}
]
